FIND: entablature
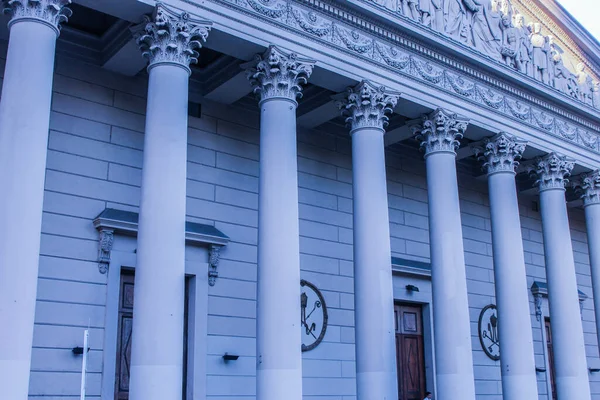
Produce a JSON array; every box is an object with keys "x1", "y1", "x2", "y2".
[{"x1": 169, "y1": 0, "x2": 600, "y2": 167}]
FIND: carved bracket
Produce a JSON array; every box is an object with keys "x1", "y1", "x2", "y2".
[
  {"x1": 533, "y1": 293, "x2": 543, "y2": 322},
  {"x1": 97, "y1": 228, "x2": 114, "y2": 274},
  {"x1": 208, "y1": 245, "x2": 222, "y2": 286}
]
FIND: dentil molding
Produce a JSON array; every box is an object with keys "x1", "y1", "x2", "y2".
[
  {"x1": 180, "y1": 0, "x2": 600, "y2": 156},
  {"x1": 413, "y1": 108, "x2": 469, "y2": 156},
  {"x1": 133, "y1": 2, "x2": 212, "y2": 73},
  {"x1": 531, "y1": 152, "x2": 575, "y2": 192},
  {"x1": 3, "y1": 0, "x2": 72, "y2": 34},
  {"x1": 477, "y1": 132, "x2": 527, "y2": 175},
  {"x1": 242, "y1": 45, "x2": 315, "y2": 104},
  {"x1": 337, "y1": 80, "x2": 399, "y2": 132}
]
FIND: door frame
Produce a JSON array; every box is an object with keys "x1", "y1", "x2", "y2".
[
  {"x1": 101, "y1": 239, "x2": 209, "y2": 400},
  {"x1": 392, "y1": 272, "x2": 436, "y2": 399}
]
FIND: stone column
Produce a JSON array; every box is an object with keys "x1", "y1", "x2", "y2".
[
  {"x1": 128, "y1": 6, "x2": 211, "y2": 400},
  {"x1": 243, "y1": 46, "x2": 314, "y2": 400},
  {"x1": 413, "y1": 109, "x2": 476, "y2": 400},
  {"x1": 0, "y1": 1, "x2": 72, "y2": 398},
  {"x1": 579, "y1": 171, "x2": 600, "y2": 352},
  {"x1": 338, "y1": 81, "x2": 400, "y2": 400},
  {"x1": 532, "y1": 153, "x2": 591, "y2": 400},
  {"x1": 478, "y1": 134, "x2": 538, "y2": 400}
]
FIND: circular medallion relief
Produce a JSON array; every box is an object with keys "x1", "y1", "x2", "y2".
[
  {"x1": 300, "y1": 279, "x2": 328, "y2": 352},
  {"x1": 478, "y1": 304, "x2": 500, "y2": 361}
]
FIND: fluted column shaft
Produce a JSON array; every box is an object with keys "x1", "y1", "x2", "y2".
[
  {"x1": 579, "y1": 172, "x2": 600, "y2": 358},
  {"x1": 0, "y1": 2, "x2": 71, "y2": 398},
  {"x1": 534, "y1": 153, "x2": 590, "y2": 400},
  {"x1": 479, "y1": 134, "x2": 538, "y2": 399},
  {"x1": 414, "y1": 109, "x2": 475, "y2": 400},
  {"x1": 339, "y1": 81, "x2": 399, "y2": 400},
  {"x1": 243, "y1": 46, "x2": 314, "y2": 400},
  {"x1": 128, "y1": 7, "x2": 211, "y2": 400}
]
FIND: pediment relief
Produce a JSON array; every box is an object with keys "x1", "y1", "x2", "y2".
[{"x1": 369, "y1": 0, "x2": 600, "y2": 109}]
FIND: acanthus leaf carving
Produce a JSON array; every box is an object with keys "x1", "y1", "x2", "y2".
[
  {"x1": 246, "y1": 0, "x2": 286, "y2": 18},
  {"x1": 134, "y1": 3, "x2": 211, "y2": 73},
  {"x1": 290, "y1": 8, "x2": 331, "y2": 37},
  {"x1": 375, "y1": 43, "x2": 409, "y2": 70},
  {"x1": 413, "y1": 108, "x2": 469, "y2": 156},
  {"x1": 208, "y1": 245, "x2": 221, "y2": 286},
  {"x1": 97, "y1": 228, "x2": 114, "y2": 274},
  {"x1": 3, "y1": 0, "x2": 72, "y2": 32},
  {"x1": 575, "y1": 170, "x2": 600, "y2": 206},
  {"x1": 477, "y1": 133, "x2": 527, "y2": 175},
  {"x1": 337, "y1": 80, "x2": 399, "y2": 131},
  {"x1": 242, "y1": 45, "x2": 315, "y2": 103},
  {"x1": 336, "y1": 26, "x2": 373, "y2": 54},
  {"x1": 531, "y1": 152, "x2": 575, "y2": 192}
]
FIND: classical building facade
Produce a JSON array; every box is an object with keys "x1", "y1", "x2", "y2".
[{"x1": 1, "y1": 0, "x2": 600, "y2": 399}]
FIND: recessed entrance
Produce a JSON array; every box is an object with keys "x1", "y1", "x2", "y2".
[
  {"x1": 395, "y1": 303, "x2": 427, "y2": 400},
  {"x1": 545, "y1": 318, "x2": 557, "y2": 400}
]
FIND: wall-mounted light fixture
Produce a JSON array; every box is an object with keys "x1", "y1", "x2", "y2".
[
  {"x1": 72, "y1": 347, "x2": 90, "y2": 355},
  {"x1": 589, "y1": 368, "x2": 600, "y2": 373},
  {"x1": 223, "y1": 353, "x2": 239, "y2": 362},
  {"x1": 406, "y1": 284, "x2": 419, "y2": 292},
  {"x1": 535, "y1": 367, "x2": 546, "y2": 373}
]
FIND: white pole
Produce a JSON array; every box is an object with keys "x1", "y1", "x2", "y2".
[{"x1": 80, "y1": 329, "x2": 89, "y2": 400}]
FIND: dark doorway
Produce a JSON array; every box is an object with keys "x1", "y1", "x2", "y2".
[
  {"x1": 545, "y1": 318, "x2": 557, "y2": 400},
  {"x1": 395, "y1": 303, "x2": 426, "y2": 400},
  {"x1": 114, "y1": 271, "x2": 189, "y2": 400}
]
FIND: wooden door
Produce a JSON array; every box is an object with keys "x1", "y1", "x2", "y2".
[
  {"x1": 395, "y1": 304, "x2": 426, "y2": 400},
  {"x1": 545, "y1": 318, "x2": 557, "y2": 400},
  {"x1": 114, "y1": 272, "x2": 189, "y2": 400},
  {"x1": 115, "y1": 273, "x2": 135, "y2": 400}
]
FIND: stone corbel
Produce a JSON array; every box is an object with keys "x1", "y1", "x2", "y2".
[
  {"x1": 97, "y1": 228, "x2": 114, "y2": 274},
  {"x1": 533, "y1": 293, "x2": 543, "y2": 322},
  {"x1": 208, "y1": 245, "x2": 222, "y2": 286}
]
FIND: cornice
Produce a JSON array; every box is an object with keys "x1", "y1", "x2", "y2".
[{"x1": 174, "y1": 0, "x2": 600, "y2": 159}]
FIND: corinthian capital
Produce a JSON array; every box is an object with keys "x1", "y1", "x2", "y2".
[
  {"x1": 478, "y1": 133, "x2": 527, "y2": 175},
  {"x1": 3, "y1": 0, "x2": 72, "y2": 34},
  {"x1": 242, "y1": 46, "x2": 315, "y2": 104},
  {"x1": 576, "y1": 170, "x2": 600, "y2": 206},
  {"x1": 134, "y1": 3, "x2": 211, "y2": 74},
  {"x1": 531, "y1": 152, "x2": 575, "y2": 192},
  {"x1": 337, "y1": 80, "x2": 399, "y2": 132},
  {"x1": 413, "y1": 108, "x2": 469, "y2": 156}
]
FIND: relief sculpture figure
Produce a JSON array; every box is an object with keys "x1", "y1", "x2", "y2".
[
  {"x1": 551, "y1": 49, "x2": 578, "y2": 98},
  {"x1": 464, "y1": 0, "x2": 503, "y2": 59},
  {"x1": 444, "y1": 0, "x2": 469, "y2": 43},
  {"x1": 514, "y1": 14, "x2": 532, "y2": 76},
  {"x1": 500, "y1": 15, "x2": 520, "y2": 69},
  {"x1": 431, "y1": 0, "x2": 444, "y2": 31},
  {"x1": 530, "y1": 23, "x2": 550, "y2": 84},
  {"x1": 576, "y1": 63, "x2": 594, "y2": 105},
  {"x1": 373, "y1": 0, "x2": 398, "y2": 11}
]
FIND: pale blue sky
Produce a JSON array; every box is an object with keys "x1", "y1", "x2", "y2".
[{"x1": 558, "y1": 0, "x2": 600, "y2": 41}]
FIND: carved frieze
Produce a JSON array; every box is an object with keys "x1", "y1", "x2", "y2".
[
  {"x1": 337, "y1": 80, "x2": 400, "y2": 132},
  {"x1": 413, "y1": 108, "x2": 469, "y2": 156},
  {"x1": 3, "y1": 0, "x2": 72, "y2": 32},
  {"x1": 242, "y1": 45, "x2": 315, "y2": 103},
  {"x1": 531, "y1": 152, "x2": 575, "y2": 192},
  {"x1": 182, "y1": 0, "x2": 600, "y2": 155},
  {"x1": 477, "y1": 132, "x2": 527, "y2": 175},
  {"x1": 133, "y1": 3, "x2": 211, "y2": 73}
]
